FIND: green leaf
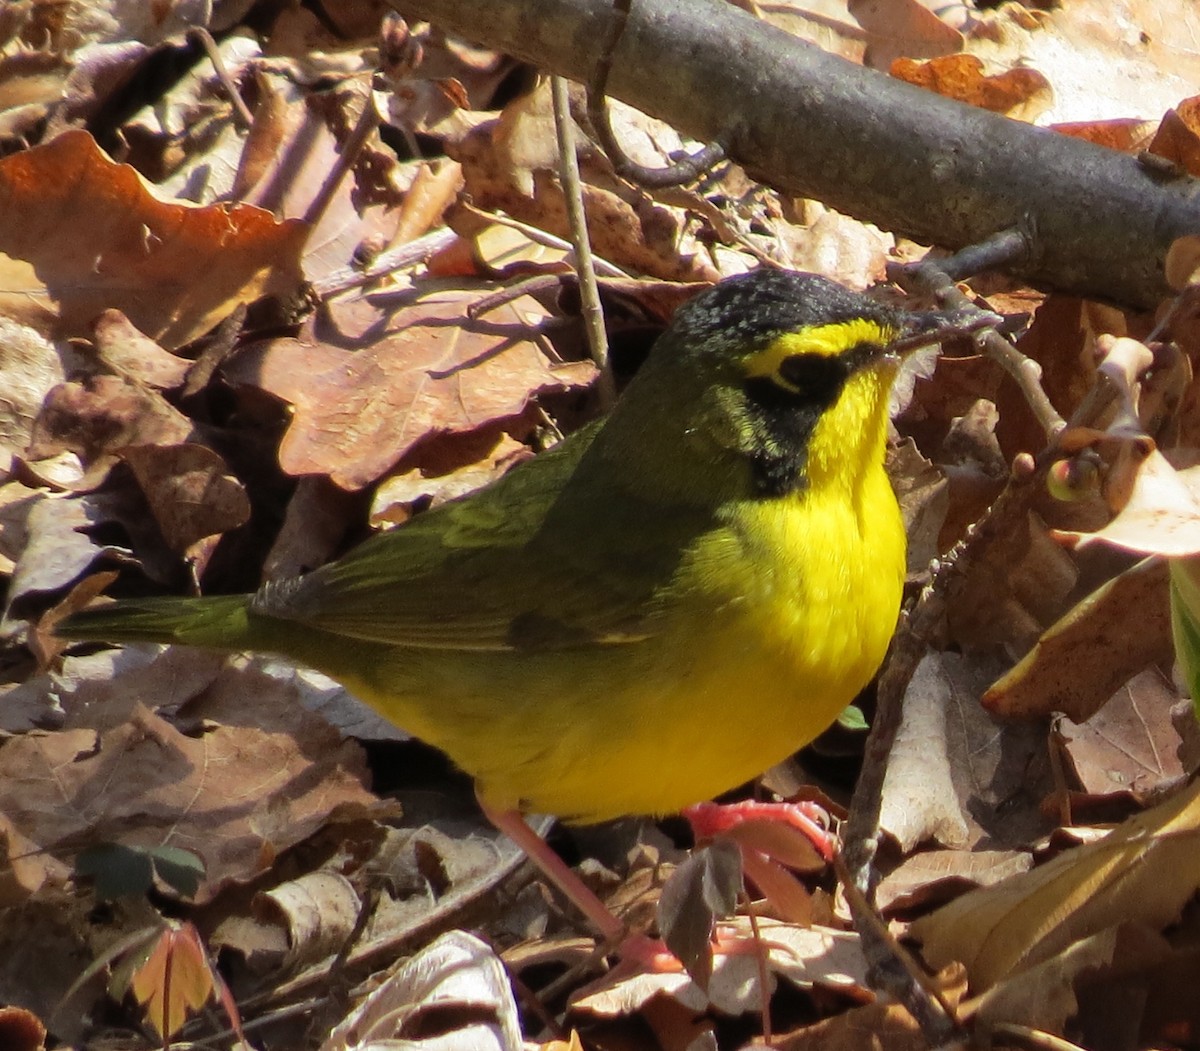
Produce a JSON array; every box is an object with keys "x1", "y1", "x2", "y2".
[
  {"x1": 657, "y1": 838, "x2": 741, "y2": 988},
  {"x1": 1170, "y1": 557, "x2": 1200, "y2": 716},
  {"x1": 836, "y1": 704, "x2": 868, "y2": 732},
  {"x1": 148, "y1": 846, "x2": 205, "y2": 900},
  {"x1": 76, "y1": 843, "x2": 154, "y2": 900},
  {"x1": 75, "y1": 843, "x2": 206, "y2": 901}
]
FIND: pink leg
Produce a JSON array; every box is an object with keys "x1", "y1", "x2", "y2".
[
  {"x1": 479, "y1": 800, "x2": 679, "y2": 969},
  {"x1": 479, "y1": 800, "x2": 625, "y2": 942}
]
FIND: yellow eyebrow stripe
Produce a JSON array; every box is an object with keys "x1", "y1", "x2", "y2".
[{"x1": 742, "y1": 318, "x2": 895, "y2": 384}]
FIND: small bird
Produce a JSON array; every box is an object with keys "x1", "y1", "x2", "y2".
[{"x1": 58, "y1": 269, "x2": 959, "y2": 943}]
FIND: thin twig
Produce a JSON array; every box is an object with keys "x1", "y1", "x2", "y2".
[
  {"x1": 895, "y1": 244, "x2": 1067, "y2": 441},
  {"x1": 551, "y1": 74, "x2": 615, "y2": 404},
  {"x1": 189, "y1": 27, "x2": 254, "y2": 130},
  {"x1": 312, "y1": 227, "x2": 459, "y2": 298},
  {"x1": 988, "y1": 1023, "x2": 1091, "y2": 1051},
  {"x1": 842, "y1": 465, "x2": 1050, "y2": 895},
  {"x1": 302, "y1": 95, "x2": 381, "y2": 229},
  {"x1": 834, "y1": 853, "x2": 963, "y2": 1045},
  {"x1": 741, "y1": 892, "x2": 773, "y2": 1046},
  {"x1": 932, "y1": 227, "x2": 1032, "y2": 283},
  {"x1": 467, "y1": 274, "x2": 568, "y2": 320},
  {"x1": 585, "y1": 0, "x2": 729, "y2": 187}
]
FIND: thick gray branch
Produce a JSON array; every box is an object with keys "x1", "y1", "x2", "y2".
[{"x1": 395, "y1": 0, "x2": 1200, "y2": 308}]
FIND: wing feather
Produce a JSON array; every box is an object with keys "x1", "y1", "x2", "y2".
[{"x1": 253, "y1": 422, "x2": 715, "y2": 651}]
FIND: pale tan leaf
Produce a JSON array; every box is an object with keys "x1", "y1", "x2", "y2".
[
  {"x1": 983, "y1": 557, "x2": 1173, "y2": 722},
  {"x1": 1054, "y1": 451, "x2": 1200, "y2": 557}
]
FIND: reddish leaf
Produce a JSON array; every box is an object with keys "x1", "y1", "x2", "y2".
[
  {"x1": 129, "y1": 923, "x2": 214, "y2": 1042},
  {"x1": 0, "y1": 131, "x2": 305, "y2": 348}
]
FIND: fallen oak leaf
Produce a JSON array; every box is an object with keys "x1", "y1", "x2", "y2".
[
  {"x1": 0, "y1": 130, "x2": 305, "y2": 349},
  {"x1": 0, "y1": 698, "x2": 379, "y2": 904},
  {"x1": 226, "y1": 284, "x2": 595, "y2": 490}
]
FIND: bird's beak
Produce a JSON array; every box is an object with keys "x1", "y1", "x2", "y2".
[{"x1": 890, "y1": 306, "x2": 1001, "y2": 356}]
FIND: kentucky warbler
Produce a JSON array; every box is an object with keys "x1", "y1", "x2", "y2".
[{"x1": 59, "y1": 269, "x2": 956, "y2": 938}]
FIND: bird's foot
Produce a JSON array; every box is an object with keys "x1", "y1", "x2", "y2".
[{"x1": 683, "y1": 799, "x2": 834, "y2": 861}]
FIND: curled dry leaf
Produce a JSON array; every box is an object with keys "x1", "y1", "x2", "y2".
[
  {"x1": 256, "y1": 871, "x2": 361, "y2": 973},
  {"x1": 0, "y1": 1004, "x2": 46, "y2": 1051},
  {"x1": 320, "y1": 931, "x2": 521, "y2": 1051},
  {"x1": 1054, "y1": 449, "x2": 1200, "y2": 557}
]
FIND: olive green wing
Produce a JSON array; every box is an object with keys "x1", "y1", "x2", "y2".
[{"x1": 253, "y1": 423, "x2": 714, "y2": 651}]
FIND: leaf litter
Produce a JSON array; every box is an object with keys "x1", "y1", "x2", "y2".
[{"x1": 0, "y1": 0, "x2": 1199, "y2": 1048}]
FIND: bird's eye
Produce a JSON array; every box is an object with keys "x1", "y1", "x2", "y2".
[{"x1": 776, "y1": 352, "x2": 852, "y2": 397}]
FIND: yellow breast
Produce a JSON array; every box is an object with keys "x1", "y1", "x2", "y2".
[{"x1": 342, "y1": 361, "x2": 907, "y2": 823}]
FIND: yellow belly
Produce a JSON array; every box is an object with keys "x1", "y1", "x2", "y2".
[{"x1": 341, "y1": 469, "x2": 905, "y2": 823}]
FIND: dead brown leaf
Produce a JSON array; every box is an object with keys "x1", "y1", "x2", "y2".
[
  {"x1": 943, "y1": 509, "x2": 1079, "y2": 656},
  {"x1": 773, "y1": 963, "x2": 966, "y2": 1050},
  {"x1": 876, "y1": 849, "x2": 1032, "y2": 915},
  {"x1": 983, "y1": 557, "x2": 1173, "y2": 722},
  {"x1": 29, "y1": 373, "x2": 193, "y2": 478},
  {"x1": 370, "y1": 431, "x2": 533, "y2": 526},
  {"x1": 969, "y1": 923, "x2": 1172, "y2": 1037},
  {"x1": 879, "y1": 654, "x2": 970, "y2": 851},
  {"x1": 0, "y1": 318, "x2": 67, "y2": 463},
  {"x1": 87, "y1": 310, "x2": 189, "y2": 390},
  {"x1": 1057, "y1": 451, "x2": 1200, "y2": 557},
  {"x1": 851, "y1": 0, "x2": 964, "y2": 69},
  {"x1": 447, "y1": 83, "x2": 718, "y2": 283},
  {"x1": 1148, "y1": 95, "x2": 1200, "y2": 177},
  {"x1": 118, "y1": 443, "x2": 250, "y2": 559},
  {"x1": 0, "y1": 702, "x2": 378, "y2": 904},
  {"x1": 1057, "y1": 668, "x2": 1185, "y2": 797},
  {"x1": 1052, "y1": 118, "x2": 1158, "y2": 152}
]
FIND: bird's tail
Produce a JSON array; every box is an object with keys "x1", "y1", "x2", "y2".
[{"x1": 56, "y1": 595, "x2": 252, "y2": 650}]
